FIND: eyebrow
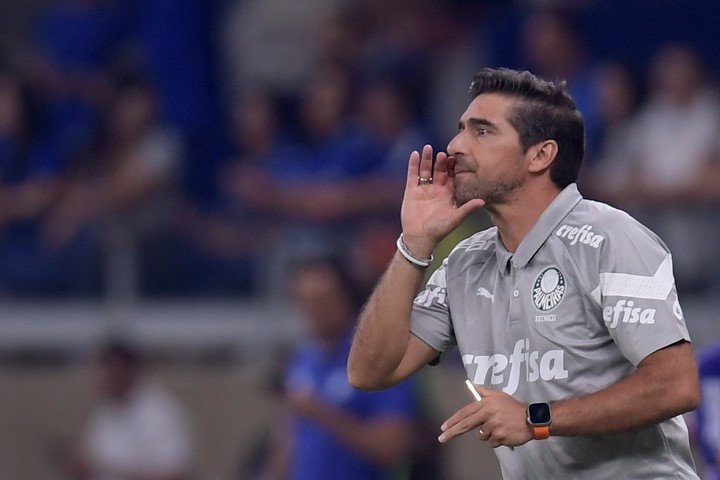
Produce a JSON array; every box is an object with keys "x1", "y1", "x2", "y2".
[{"x1": 458, "y1": 117, "x2": 499, "y2": 131}]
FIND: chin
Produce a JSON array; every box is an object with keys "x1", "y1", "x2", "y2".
[
  {"x1": 455, "y1": 193, "x2": 483, "y2": 207},
  {"x1": 454, "y1": 184, "x2": 487, "y2": 206}
]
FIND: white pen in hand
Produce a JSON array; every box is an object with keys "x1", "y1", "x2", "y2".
[
  {"x1": 464, "y1": 380, "x2": 515, "y2": 451},
  {"x1": 465, "y1": 379, "x2": 482, "y2": 401}
]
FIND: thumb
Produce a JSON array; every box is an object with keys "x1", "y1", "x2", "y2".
[{"x1": 453, "y1": 198, "x2": 485, "y2": 220}]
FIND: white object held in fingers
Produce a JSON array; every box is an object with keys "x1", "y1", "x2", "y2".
[{"x1": 464, "y1": 380, "x2": 515, "y2": 451}]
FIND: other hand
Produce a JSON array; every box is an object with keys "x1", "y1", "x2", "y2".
[{"x1": 438, "y1": 384, "x2": 533, "y2": 448}]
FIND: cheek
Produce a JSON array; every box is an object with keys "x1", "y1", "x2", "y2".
[{"x1": 490, "y1": 140, "x2": 525, "y2": 164}]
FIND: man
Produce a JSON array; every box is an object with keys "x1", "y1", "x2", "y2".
[
  {"x1": 59, "y1": 341, "x2": 193, "y2": 480},
  {"x1": 348, "y1": 68, "x2": 700, "y2": 478},
  {"x1": 255, "y1": 257, "x2": 419, "y2": 480}
]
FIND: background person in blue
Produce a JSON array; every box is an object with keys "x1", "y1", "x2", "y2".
[
  {"x1": 696, "y1": 342, "x2": 720, "y2": 480},
  {"x1": 258, "y1": 256, "x2": 420, "y2": 480}
]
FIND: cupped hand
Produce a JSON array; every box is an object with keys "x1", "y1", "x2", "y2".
[{"x1": 400, "y1": 145, "x2": 485, "y2": 258}]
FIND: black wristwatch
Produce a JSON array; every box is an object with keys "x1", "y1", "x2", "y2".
[{"x1": 526, "y1": 402, "x2": 552, "y2": 440}]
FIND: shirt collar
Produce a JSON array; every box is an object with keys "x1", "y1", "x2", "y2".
[
  {"x1": 494, "y1": 236, "x2": 514, "y2": 275},
  {"x1": 494, "y1": 183, "x2": 582, "y2": 273}
]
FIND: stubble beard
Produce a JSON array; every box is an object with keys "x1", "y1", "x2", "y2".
[{"x1": 454, "y1": 170, "x2": 526, "y2": 207}]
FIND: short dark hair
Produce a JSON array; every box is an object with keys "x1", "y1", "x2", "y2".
[{"x1": 468, "y1": 68, "x2": 584, "y2": 188}]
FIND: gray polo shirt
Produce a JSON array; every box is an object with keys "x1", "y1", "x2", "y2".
[{"x1": 411, "y1": 184, "x2": 698, "y2": 479}]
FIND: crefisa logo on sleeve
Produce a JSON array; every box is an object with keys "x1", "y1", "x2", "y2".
[
  {"x1": 532, "y1": 267, "x2": 565, "y2": 311},
  {"x1": 603, "y1": 299, "x2": 656, "y2": 328},
  {"x1": 556, "y1": 224, "x2": 604, "y2": 248}
]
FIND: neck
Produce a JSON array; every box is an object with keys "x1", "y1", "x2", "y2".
[{"x1": 487, "y1": 180, "x2": 562, "y2": 253}]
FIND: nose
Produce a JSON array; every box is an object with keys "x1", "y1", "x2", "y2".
[{"x1": 447, "y1": 131, "x2": 463, "y2": 156}]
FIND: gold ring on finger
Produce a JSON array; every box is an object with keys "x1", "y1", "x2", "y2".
[{"x1": 418, "y1": 176, "x2": 433, "y2": 185}]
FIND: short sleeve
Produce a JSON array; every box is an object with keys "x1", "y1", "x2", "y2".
[
  {"x1": 595, "y1": 218, "x2": 690, "y2": 366},
  {"x1": 410, "y1": 258, "x2": 455, "y2": 353}
]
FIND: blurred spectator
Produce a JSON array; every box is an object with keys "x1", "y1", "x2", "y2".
[
  {"x1": 425, "y1": 2, "x2": 491, "y2": 142},
  {"x1": 0, "y1": 73, "x2": 98, "y2": 296},
  {"x1": 220, "y1": 86, "x2": 286, "y2": 214},
  {"x1": 592, "y1": 44, "x2": 720, "y2": 290},
  {"x1": 232, "y1": 66, "x2": 379, "y2": 219},
  {"x1": 604, "y1": 45, "x2": 720, "y2": 205},
  {"x1": 0, "y1": 0, "x2": 718, "y2": 302},
  {"x1": 251, "y1": 257, "x2": 419, "y2": 480},
  {"x1": 520, "y1": 10, "x2": 603, "y2": 161},
  {"x1": 222, "y1": 0, "x2": 345, "y2": 96},
  {"x1": 25, "y1": 0, "x2": 127, "y2": 165},
  {"x1": 42, "y1": 81, "x2": 183, "y2": 298},
  {"x1": 579, "y1": 62, "x2": 639, "y2": 194},
  {"x1": 126, "y1": 0, "x2": 218, "y2": 135},
  {"x1": 140, "y1": 87, "x2": 280, "y2": 297},
  {"x1": 360, "y1": 0, "x2": 437, "y2": 94},
  {"x1": 360, "y1": 78, "x2": 427, "y2": 181},
  {"x1": 56, "y1": 340, "x2": 193, "y2": 480},
  {"x1": 346, "y1": 78, "x2": 431, "y2": 296},
  {"x1": 125, "y1": 0, "x2": 224, "y2": 207},
  {"x1": 696, "y1": 341, "x2": 720, "y2": 480},
  {"x1": 315, "y1": 2, "x2": 375, "y2": 72},
  {"x1": 226, "y1": 66, "x2": 383, "y2": 296}
]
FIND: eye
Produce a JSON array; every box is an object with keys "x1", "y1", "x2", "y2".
[{"x1": 477, "y1": 128, "x2": 488, "y2": 136}]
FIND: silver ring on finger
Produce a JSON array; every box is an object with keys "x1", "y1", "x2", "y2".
[{"x1": 418, "y1": 176, "x2": 433, "y2": 185}]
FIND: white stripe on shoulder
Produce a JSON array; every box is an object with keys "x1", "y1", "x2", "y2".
[{"x1": 591, "y1": 254, "x2": 674, "y2": 304}]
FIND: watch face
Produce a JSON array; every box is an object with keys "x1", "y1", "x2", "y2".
[{"x1": 528, "y1": 402, "x2": 552, "y2": 425}]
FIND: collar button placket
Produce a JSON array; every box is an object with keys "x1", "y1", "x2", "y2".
[{"x1": 508, "y1": 262, "x2": 524, "y2": 327}]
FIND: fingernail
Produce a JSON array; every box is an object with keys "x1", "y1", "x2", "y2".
[
  {"x1": 438, "y1": 433, "x2": 446, "y2": 443},
  {"x1": 441, "y1": 422, "x2": 447, "y2": 431}
]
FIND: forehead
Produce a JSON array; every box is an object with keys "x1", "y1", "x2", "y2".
[{"x1": 460, "y1": 93, "x2": 517, "y2": 125}]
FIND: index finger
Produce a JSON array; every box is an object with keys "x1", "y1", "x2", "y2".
[
  {"x1": 406, "y1": 150, "x2": 420, "y2": 189},
  {"x1": 438, "y1": 402, "x2": 485, "y2": 443}
]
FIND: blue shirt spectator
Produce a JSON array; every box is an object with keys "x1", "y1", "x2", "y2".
[
  {"x1": 28, "y1": 0, "x2": 128, "y2": 169},
  {"x1": 0, "y1": 74, "x2": 98, "y2": 295},
  {"x1": 285, "y1": 334, "x2": 417, "y2": 480},
  {"x1": 697, "y1": 342, "x2": 720, "y2": 480},
  {"x1": 251, "y1": 258, "x2": 419, "y2": 480}
]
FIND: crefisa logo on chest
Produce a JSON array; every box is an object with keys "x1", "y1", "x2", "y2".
[{"x1": 532, "y1": 267, "x2": 565, "y2": 311}]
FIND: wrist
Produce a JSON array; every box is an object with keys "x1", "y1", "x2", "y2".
[
  {"x1": 397, "y1": 234, "x2": 435, "y2": 268},
  {"x1": 399, "y1": 233, "x2": 436, "y2": 260},
  {"x1": 526, "y1": 402, "x2": 552, "y2": 440}
]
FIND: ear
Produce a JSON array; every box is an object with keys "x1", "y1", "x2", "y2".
[{"x1": 527, "y1": 140, "x2": 558, "y2": 174}]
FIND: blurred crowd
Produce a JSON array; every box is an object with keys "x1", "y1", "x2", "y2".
[
  {"x1": 0, "y1": 0, "x2": 719, "y2": 301},
  {"x1": 3, "y1": 2, "x2": 720, "y2": 479}
]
